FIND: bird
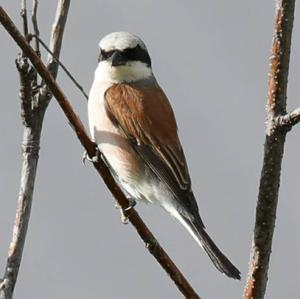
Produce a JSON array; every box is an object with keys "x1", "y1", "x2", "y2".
[{"x1": 88, "y1": 31, "x2": 240, "y2": 280}]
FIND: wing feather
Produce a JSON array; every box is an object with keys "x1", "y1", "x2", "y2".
[{"x1": 104, "y1": 83, "x2": 191, "y2": 197}]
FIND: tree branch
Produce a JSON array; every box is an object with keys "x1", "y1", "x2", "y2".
[
  {"x1": 276, "y1": 106, "x2": 300, "y2": 128},
  {"x1": 244, "y1": 1, "x2": 296, "y2": 299},
  {"x1": 0, "y1": 6, "x2": 202, "y2": 299},
  {"x1": 20, "y1": 0, "x2": 28, "y2": 42},
  {"x1": 28, "y1": 34, "x2": 88, "y2": 100},
  {"x1": 0, "y1": 2, "x2": 70, "y2": 298},
  {"x1": 46, "y1": 0, "x2": 70, "y2": 78},
  {"x1": 31, "y1": 0, "x2": 40, "y2": 56}
]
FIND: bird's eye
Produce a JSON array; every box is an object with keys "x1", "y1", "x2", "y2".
[
  {"x1": 119, "y1": 45, "x2": 151, "y2": 67},
  {"x1": 122, "y1": 48, "x2": 137, "y2": 60},
  {"x1": 98, "y1": 50, "x2": 115, "y2": 62}
]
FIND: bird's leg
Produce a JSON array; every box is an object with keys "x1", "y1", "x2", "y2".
[{"x1": 115, "y1": 199, "x2": 136, "y2": 224}]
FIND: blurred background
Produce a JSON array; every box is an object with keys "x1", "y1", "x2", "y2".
[{"x1": 0, "y1": 1, "x2": 299, "y2": 298}]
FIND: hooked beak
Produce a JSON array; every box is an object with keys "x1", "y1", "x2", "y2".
[{"x1": 111, "y1": 51, "x2": 127, "y2": 67}]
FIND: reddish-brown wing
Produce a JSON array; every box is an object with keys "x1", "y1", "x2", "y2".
[{"x1": 104, "y1": 83, "x2": 191, "y2": 197}]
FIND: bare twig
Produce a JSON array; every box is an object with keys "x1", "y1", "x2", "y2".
[
  {"x1": 20, "y1": 0, "x2": 28, "y2": 42},
  {"x1": 0, "y1": 2, "x2": 70, "y2": 298},
  {"x1": 31, "y1": 0, "x2": 40, "y2": 55},
  {"x1": 28, "y1": 34, "x2": 88, "y2": 99},
  {"x1": 244, "y1": 1, "x2": 296, "y2": 299},
  {"x1": 0, "y1": 6, "x2": 202, "y2": 299},
  {"x1": 46, "y1": 0, "x2": 70, "y2": 79}
]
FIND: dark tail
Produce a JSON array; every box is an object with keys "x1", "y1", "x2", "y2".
[{"x1": 180, "y1": 215, "x2": 241, "y2": 280}]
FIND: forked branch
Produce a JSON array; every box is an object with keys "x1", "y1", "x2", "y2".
[
  {"x1": 276, "y1": 106, "x2": 300, "y2": 128},
  {"x1": 244, "y1": 1, "x2": 296, "y2": 299},
  {"x1": 0, "y1": 1, "x2": 70, "y2": 298}
]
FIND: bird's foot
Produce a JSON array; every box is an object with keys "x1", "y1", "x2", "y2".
[
  {"x1": 115, "y1": 200, "x2": 136, "y2": 224},
  {"x1": 82, "y1": 148, "x2": 100, "y2": 165}
]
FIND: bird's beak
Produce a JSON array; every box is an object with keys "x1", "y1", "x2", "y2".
[{"x1": 111, "y1": 51, "x2": 126, "y2": 67}]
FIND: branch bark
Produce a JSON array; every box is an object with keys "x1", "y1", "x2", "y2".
[
  {"x1": 244, "y1": 1, "x2": 296, "y2": 298},
  {"x1": 0, "y1": 1, "x2": 70, "y2": 298},
  {"x1": 20, "y1": 0, "x2": 28, "y2": 42},
  {"x1": 46, "y1": 0, "x2": 70, "y2": 78},
  {"x1": 276, "y1": 106, "x2": 300, "y2": 128},
  {"x1": 0, "y1": 6, "x2": 202, "y2": 299},
  {"x1": 31, "y1": 0, "x2": 40, "y2": 55}
]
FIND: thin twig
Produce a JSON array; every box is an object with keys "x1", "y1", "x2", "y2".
[
  {"x1": 244, "y1": 1, "x2": 296, "y2": 299},
  {"x1": 31, "y1": 0, "x2": 40, "y2": 56},
  {"x1": 46, "y1": 0, "x2": 71, "y2": 79},
  {"x1": 20, "y1": 0, "x2": 28, "y2": 42},
  {"x1": 0, "y1": 6, "x2": 202, "y2": 299},
  {"x1": 29, "y1": 34, "x2": 88, "y2": 100},
  {"x1": 0, "y1": 2, "x2": 70, "y2": 298}
]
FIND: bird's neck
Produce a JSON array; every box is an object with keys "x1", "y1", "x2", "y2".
[{"x1": 95, "y1": 61, "x2": 153, "y2": 84}]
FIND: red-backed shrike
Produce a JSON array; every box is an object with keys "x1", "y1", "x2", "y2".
[{"x1": 88, "y1": 32, "x2": 240, "y2": 279}]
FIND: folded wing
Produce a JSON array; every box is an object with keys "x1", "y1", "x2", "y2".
[{"x1": 104, "y1": 83, "x2": 191, "y2": 200}]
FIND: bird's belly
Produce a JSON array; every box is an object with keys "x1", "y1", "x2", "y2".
[
  {"x1": 90, "y1": 109, "x2": 170, "y2": 204},
  {"x1": 93, "y1": 118, "x2": 143, "y2": 185},
  {"x1": 92, "y1": 121, "x2": 174, "y2": 205},
  {"x1": 98, "y1": 135, "x2": 142, "y2": 181},
  {"x1": 88, "y1": 81, "x2": 140, "y2": 181}
]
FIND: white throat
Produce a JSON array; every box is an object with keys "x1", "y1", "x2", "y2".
[{"x1": 95, "y1": 60, "x2": 153, "y2": 83}]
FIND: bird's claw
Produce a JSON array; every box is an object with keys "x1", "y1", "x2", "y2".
[
  {"x1": 115, "y1": 200, "x2": 136, "y2": 224},
  {"x1": 82, "y1": 150, "x2": 88, "y2": 165},
  {"x1": 82, "y1": 148, "x2": 100, "y2": 165}
]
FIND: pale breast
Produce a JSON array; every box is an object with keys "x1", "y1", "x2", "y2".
[{"x1": 88, "y1": 79, "x2": 142, "y2": 183}]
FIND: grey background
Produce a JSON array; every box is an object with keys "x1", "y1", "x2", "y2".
[{"x1": 0, "y1": 1, "x2": 299, "y2": 298}]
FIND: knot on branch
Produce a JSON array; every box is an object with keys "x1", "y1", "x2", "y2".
[
  {"x1": 266, "y1": 113, "x2": 293, "y2": 136},
  {"x1": 273, "y1": 114, "x2": 293, "y2": 133},
  {"x1": 0, "y1": 278, "x2": 10, "y2": 298},
  {"x1": 15, "y1": 54, "x2": 44, "y2": 127},
  {"x1": 22, "y1": 140, "x2": 40, "y2": 156},
  {"x1": 15, "y1": 55, "x2": 35, "y2": 79},
  {"x1": 145, "y1": 237, "x2": 159, "y2": 253},
  {"x1": 0, "y1": 278, "x2": 7, "y2": 290}
]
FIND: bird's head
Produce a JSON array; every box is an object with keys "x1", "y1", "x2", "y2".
[{"x1": 95, "y1": 32, "x2": 153, "y2": 83}]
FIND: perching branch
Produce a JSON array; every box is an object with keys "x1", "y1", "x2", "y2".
[
  {"x1": 244, "y1": 1, "x2": 296, "y2": 299},
  {"x1": 0, "y1": 1, "x2": 70, "y2": 298},
  {"x1": 0, "y1": 6, "x2": 202, "y2": 299}
]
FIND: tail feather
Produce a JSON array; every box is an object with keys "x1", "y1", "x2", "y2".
[
  {"x1": 196, "y1": 225, "x2": 241, "y2": 279},
  {"x1": 179, "y1": 214, "x2": 241, "y2": 280}
]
